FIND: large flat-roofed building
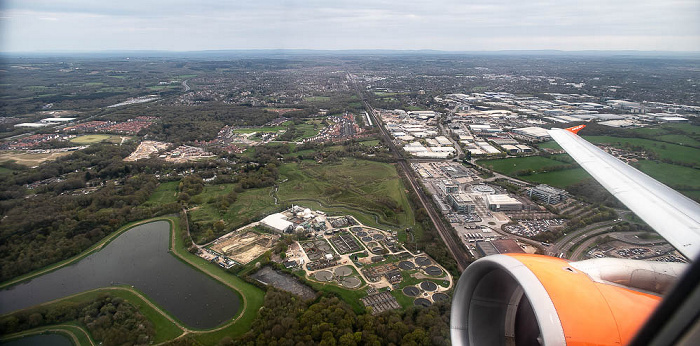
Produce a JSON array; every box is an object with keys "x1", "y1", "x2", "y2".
[
  {"x1": 528, "y1": 184, "x2": 567, "y2": 204},
  {"x1": 475, "y1": 241, "x2": 499, "y2": 257},
  {"x1": 438, "y1": 179, "x2": 460, "y2": 195},
  {"x1": 447, "y1": 193, "x2": 476, "y2": 214},
  {"x1": 486, "y1": 194, "x2": 523, "y2": 211},
  {"x1": 260, "y1": 213, "x2": 294, "y2": 233},
  {"x1": 492, "y1": 239, "x2": 526, "y2": 254},
  {"x1": 513, "y1": 126, "x2": 551, "y2": 141}
]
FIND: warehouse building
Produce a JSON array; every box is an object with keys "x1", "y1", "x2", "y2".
[
  {"x1": 486, "y1": 194, "x2": 523, "y2": 211},
  {"x1": 260, "y1": 213, "x2": 294, "y2": 233}
]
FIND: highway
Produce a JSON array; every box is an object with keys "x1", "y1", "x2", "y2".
[
  {"x1": 546, "y1": 219, "x2": 621, "y2": 257},
  {"x1": 360, "y1": 99, "x2": 472, "y2": 271}
]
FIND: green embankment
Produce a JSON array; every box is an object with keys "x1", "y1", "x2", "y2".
[
  {"x1": 0, "y1": 217, "x2": 265, "y2": 344},
  {"x1": 1, "y1": 323, "x2": 95, "y2": 346}
]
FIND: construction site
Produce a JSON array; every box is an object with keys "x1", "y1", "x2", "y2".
[{"x1": 204, "y1": 230, "x2": 279, "y2": 267}]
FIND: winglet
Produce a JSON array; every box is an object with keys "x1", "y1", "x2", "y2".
[{"x1": 565, "y1": 125, "x2": 586, "y2": 135}]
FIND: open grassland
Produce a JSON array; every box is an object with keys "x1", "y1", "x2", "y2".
[
  {"x1": 517, "y1": 168, "x2": 592, "y2": 189},
  {"x1": 477, "y1": 156, "x2": 569, "y2": 176},
  {"x1": 583, "y1": 135, "x2": 700, "y2": 166},
  {"x1": 633, "y1": 161, "x2": 700, "y2": 201},
  {"x1": 535, "y1": 141, "x2": 561, "y2": 150},
  {"x1": 304, "y1": 96, "x2": 331, "y2": 102},
  {"x1": 233, "y1": 126, "x2": 286, "y2": 134},
  {"x1": 190, "y1": 185, "x2": 278, "y2": 232},
  {"x1": 359, "y1": 139, "x2": 381, "y2": 146},
  {"x1": 656, "y1": 134, "x2": 700, "y2": 147},
  {"x1": 144, "y1": 181, "x2": 179, "y2": 206},
  {"x1": 0, "y1": 151, "x2": 72, "y2": 166},
  {"x1": 188, "y1": 159, "x2": 419, "y2": 242},
  {"x1": 69, "y1": 134, "x2": 126, "y2": 144},
  {"x1": 277, "y1": 159, "x2": 417, "y2": 231}
]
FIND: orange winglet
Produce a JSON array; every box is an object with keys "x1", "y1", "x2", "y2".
[{"x1": 565, "y1": 124, "x2": 586, "y2": 134}]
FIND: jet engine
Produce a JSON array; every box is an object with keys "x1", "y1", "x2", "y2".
[{"x1": 450, "y1": 254, "x2": 686, "y2": 346}]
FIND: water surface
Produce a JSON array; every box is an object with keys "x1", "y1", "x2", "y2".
[
  {"x1": 0, "y1": 221, "x2": 240, "y2": 328},
  {"x1": 1, "y1": 333, "x2": 72, "y2": 346}
]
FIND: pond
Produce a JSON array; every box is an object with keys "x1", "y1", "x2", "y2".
[
  {"x1": 1, "y1": 333, "x2": 73, "y2": 346},
  {"x1": 0, "y1": 221, "x2": 240, "y2": 329}
]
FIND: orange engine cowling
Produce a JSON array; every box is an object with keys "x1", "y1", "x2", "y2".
[{"x1": 449, "y1": 254, "x2": 684, "y2": 346}]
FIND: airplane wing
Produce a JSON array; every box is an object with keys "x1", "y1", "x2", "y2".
[{"x1": 548, "y1": 125, "x2": 700, "y2": 260}]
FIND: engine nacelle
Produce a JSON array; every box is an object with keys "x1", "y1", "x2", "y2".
[{"x1": 450, "y1": 254, "x2": 683, "y2": 346}]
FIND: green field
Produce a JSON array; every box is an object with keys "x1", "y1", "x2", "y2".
[
  {"x1": 477, "y1": 156, "x2": 569, "y2": 175},
  {"x1": 277, "y1": 159, "x2": 416, "y2": 230},
  {"x1": 634, "y1": 161, "x2": 700, "y2": 189},
  {"x1": 518, "y1": 168, "x2": 592, "y2": 189},
  {"x1": 233, "y1": 126, "x2": 286, "y2": 134},
  {"x1": 145, "y1": 181, "x2": 179, "y2": 206},
  {"x1": 583, "y1": 135, "x2": 700, "y2": 166},
  {"x1": 304, "y1": 96, "x2": 331, "y2": 102},
  {"x1": 192, "y1": 159, "x2": 419, "y2": 240},
  {"x1": 359, "y1": 139, "x2": 381, "y2": 146},
  {"x1": 537, "y1": 141, "x2": 562, "y2": 150},
  {"x1": 657, "y1": 134, "x2": 700, "y2": 147},
  {"x1": 69, "y1": 134, "x2": 126, "y2": 144},
  {"x1": 189, "y1": 185, "x2": 278, "y2": 242}
]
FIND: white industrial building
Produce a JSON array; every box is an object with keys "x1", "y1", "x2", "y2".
[
  {"x1": 486, "y1": 194, "x2": 523, "y2": 211},
  {"x1": 513, "y1": 127, "x2": 551, "y2": 141},
  {"x1": 260, "y1": 213, "x2": 294, "y2": 233}
]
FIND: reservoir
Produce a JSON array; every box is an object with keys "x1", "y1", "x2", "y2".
[
  {"x1": 1, "y1": 333, "x2": 73, "y2": 346},
  {"x1": 0, "y1": 221, "x2": 240, "y2": 328}
]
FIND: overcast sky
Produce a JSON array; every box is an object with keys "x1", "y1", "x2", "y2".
[{"x1": 1, "y1": 0, "x2": 699, "y2": 52}]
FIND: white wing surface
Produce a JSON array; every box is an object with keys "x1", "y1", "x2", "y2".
[{"x1": 548, "y1": 126, "x2": 700, "y2": 260}]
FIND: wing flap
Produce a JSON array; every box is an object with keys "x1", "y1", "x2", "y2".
[{"x1": 548, "y1": 128, "x2": 700, "y2": 260}]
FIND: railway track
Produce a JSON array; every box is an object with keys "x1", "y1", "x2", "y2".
[{"x1": 360, "y1": 98, "x2": 471, "y2": 271}]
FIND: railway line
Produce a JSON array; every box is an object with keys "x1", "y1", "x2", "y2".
[{"x1": 360, "y1": 98, "x2": 471, "y2": 271}]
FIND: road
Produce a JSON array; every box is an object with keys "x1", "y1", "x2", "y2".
[
  {"x1": 360, "y1": 98, "x2": 471, "y2": 271},
  {"x1": 182, "y1": 80, "x2": 191, "y2": 92},
  {"x1": 437, "y1": 121, "x2": 465, "y2": 159},
  {"x1": 547, "y1": 219, "x2": 620, "y2": 256}
]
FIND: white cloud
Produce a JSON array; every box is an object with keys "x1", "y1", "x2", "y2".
[{"x1": 1, "y1": 0, "x2": 698, "y2": 52}]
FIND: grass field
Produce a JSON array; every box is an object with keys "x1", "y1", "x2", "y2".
[
  {"x1": 189, "y1": 185, "x2": 278, "y2": 242},
  {"x1": 518, "y1": 168, "x2": 592, "y2": 189},
  {"x1": 189, "y1": 158, "x2": 419, "y2": 242},
  {"x1": 583, "y1": 135, "x2": 700, "y2": 166},
  {"x1": 537, "y1": 141, "x2": 562, "y2": 150},
  {"x1": 359, "y1": 139, "x2": 381, "y2": 146},
  {"x1": 634, "y1": 161, "x2": 700, "y2": 190},
  {"x1": 277, "y1": 159, "x2": 416, "y2": 230},
  {"x1": 304, "y1": 96, "x2": 331, "y2": 102},
  {"x1": 656, "y1": 134, "x2": 700, "y2": 147},
  {"x1": 145, "y1": 181, "x2": 179, "y2": 206},
  {"x1": 0, "y1": 151, "x2": 72, "y2": 166},
  {"x1": 477, "y1": 156, "x2": 569, "y2": 175},
  {"x1": 233, "y1": 126, "x2": 286, "y2": 134},
  {"x1": 69, "y1": 134, "x2": 127, "y2": 144}
]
